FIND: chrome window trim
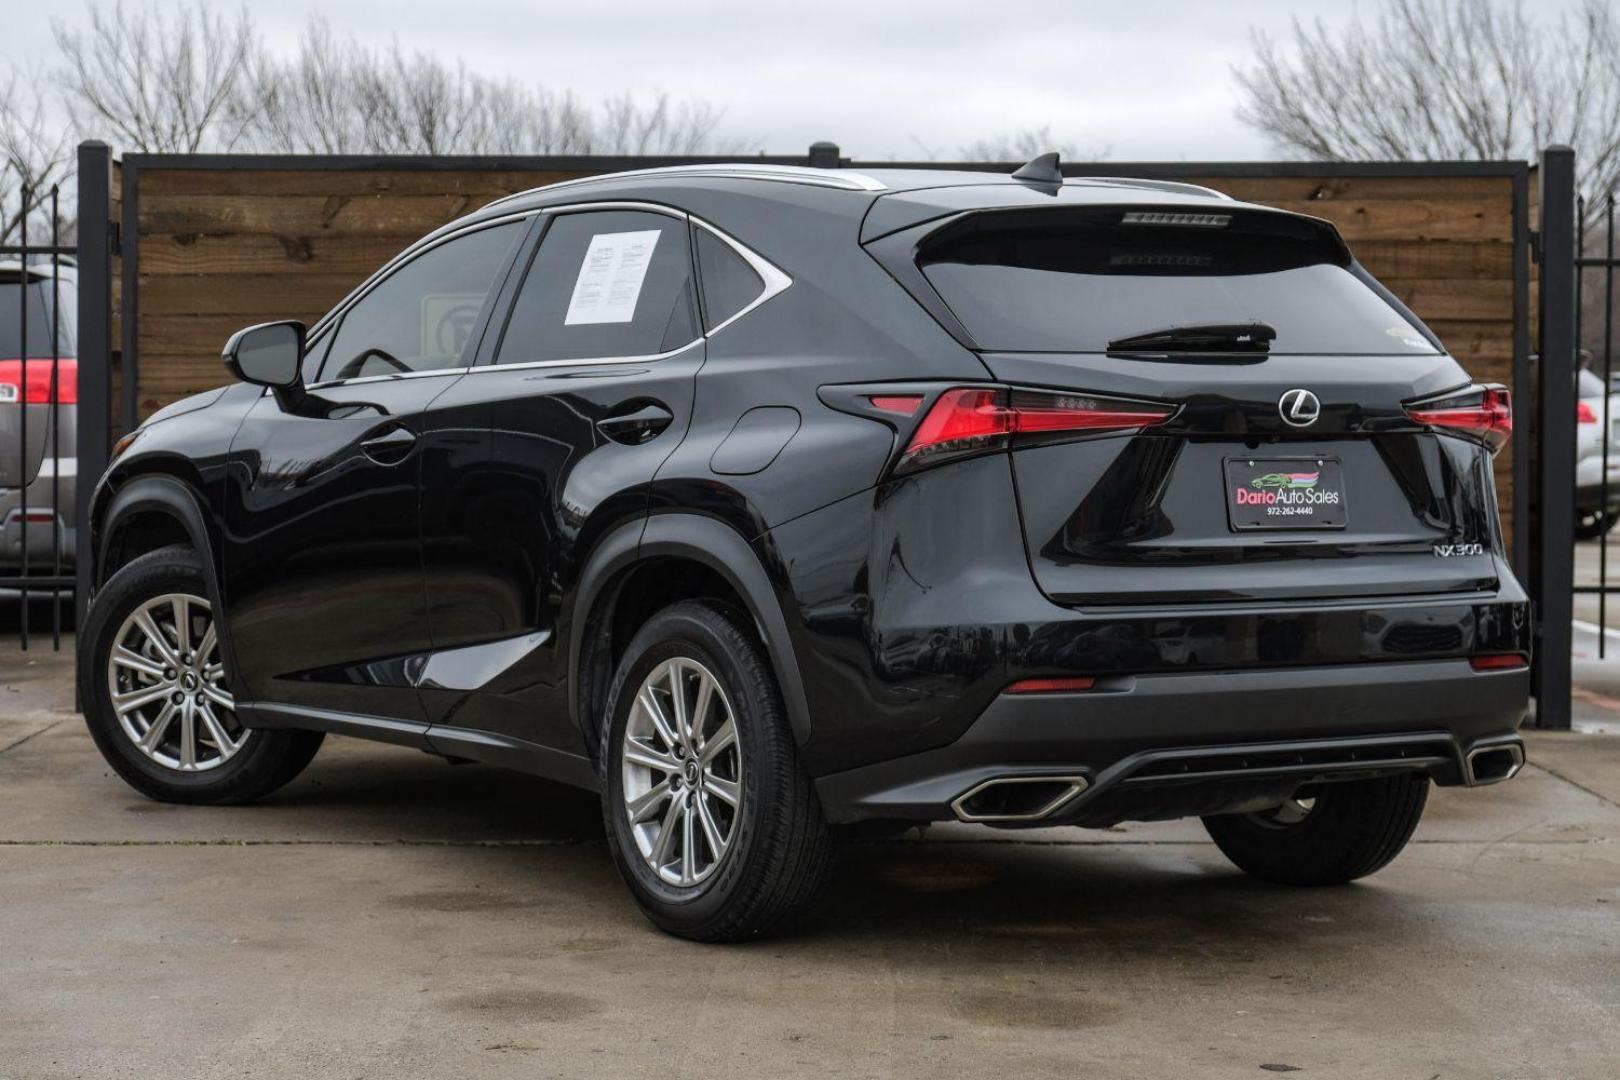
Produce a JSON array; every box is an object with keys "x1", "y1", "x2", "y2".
[
  {"x1": 470, "y1": 338, "x2": 703, "y2": 375},
  {"x1": 302, "y1": 366, "x2": 473, "y2": 392},
  {"x1": 690, "y1": 216, "x2": 792, "y2": 336},
  {"x1": 483, "y1": 164, "x2": 887, "y2": 211}
]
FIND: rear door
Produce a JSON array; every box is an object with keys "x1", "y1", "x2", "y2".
[
  {"x1": 0, "y1": 274, "x2": 72, "y2": 490},
  {"x1": 221, "y1": 219, "x2": 527, "y2": 721},
  {"x1": 897, "y1": 204, "x2": 1502, "y2": 606},
  {"x1": 417, "y1": 205, "x2": 703, "y2": 750}
]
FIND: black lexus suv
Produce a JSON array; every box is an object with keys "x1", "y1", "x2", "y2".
[{"x1": 79, "y1": 159, "x2": 1531, "y2": 941}]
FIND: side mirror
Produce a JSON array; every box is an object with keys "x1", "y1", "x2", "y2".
[{"x1": 223, "y1": 320, "x2": 305, "y2": 391}]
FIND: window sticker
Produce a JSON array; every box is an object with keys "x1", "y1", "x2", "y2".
[
  {"x1": 421, "y1": 294, "x2": 486, "y2": 360},
  {"x1": 564, "y1": 229, "x2": 662, "y2": 326}
]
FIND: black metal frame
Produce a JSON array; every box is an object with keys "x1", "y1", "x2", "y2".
[{"x1": 1535, "y1": 147, "x2": 1578, "y2": 729}]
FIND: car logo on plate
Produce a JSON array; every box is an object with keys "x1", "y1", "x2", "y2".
[{"x1": 1278, "y1": 388, "x2": 1321, "y2": 428}]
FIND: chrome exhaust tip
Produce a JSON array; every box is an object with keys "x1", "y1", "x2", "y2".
[
  {"x1": 1464, "y1": 741, "x2": 1525, "y2": 786},
  {"x1": 950, "y1": 775, "x2": 1090, "y2": 823}
]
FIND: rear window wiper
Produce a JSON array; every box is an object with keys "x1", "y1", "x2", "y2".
[{"x1": 1106, "y1": 322, "x2": 1277, "y2": 354}]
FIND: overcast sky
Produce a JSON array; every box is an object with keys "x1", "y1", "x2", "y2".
[{"x1": 10, "y1": 0, "x2": 1382, "y2": 160}]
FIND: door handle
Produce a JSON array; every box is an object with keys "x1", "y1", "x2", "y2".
[
  {"x1": 360, "y1": 425, "x2": 417, "y2": 464},
  {"x1": 596, "y1": 402, "x2": 674, "y2": 445}
]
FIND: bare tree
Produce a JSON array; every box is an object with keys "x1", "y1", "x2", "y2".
[
  {"x1": 241, "y1": 20, "x2": 753, "y2": 156},
  {"x1": 1235, "y1": 0, "x2": 1620, "y2": 199},
  {"x1": 0, "y1": 70, "x2": 75, "y2": 245},
  {"x1": 53, "y1": 0, "x2": 256, "y2": 153}
]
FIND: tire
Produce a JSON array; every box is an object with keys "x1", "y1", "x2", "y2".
[
  {"x1": 599, "y1": 599, "x2": 834, "y2": 942},
  {"x1": 1201, "y1": 774, "x2": 1429, "y2": 886},
  {"x1": 80, "y1": 545, "x2": 324, "y2": 805}
]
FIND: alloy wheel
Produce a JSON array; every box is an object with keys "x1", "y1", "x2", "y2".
[
  {"x1": 620, "y1": 657, "x2": 743, "y2": 887},
  {"x1": 106, "y1": 592, "x2": 248, "y2": 772}
]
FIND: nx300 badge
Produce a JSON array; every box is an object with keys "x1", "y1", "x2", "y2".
[{"x1": 1434, "y1": 543, "x2": 1485, "y2": 557}]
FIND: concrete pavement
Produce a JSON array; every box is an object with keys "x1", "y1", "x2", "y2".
[{"x1": 3, "y1": 641, "x2": 1618, "y2": 1079}]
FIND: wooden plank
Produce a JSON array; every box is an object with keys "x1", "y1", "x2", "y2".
[
  {"x1": 139, "y1": 233, "x2": 421, "y2": 276},
  {"x1": 1259, "y1": 197, "x2": 1513, "y2": 242},
  {"x1": 141, "y1": 168, "x2": 590, "y2": 197},
  {"x1": 140, "y1": 273, "x2": 365, "y2": 316},
  {"x1": 1381, "y1": 277, "x2": 1514, "y2": 322},
  {"x1": 1352, "y1": 239, "x2": 1513, "y2": 279},
  {"x1": 139, "y1": 315, "x2": 289, "y2": 356},
  {"x1": 139, "y1": 194, "x2": 489, "y2": 236}
]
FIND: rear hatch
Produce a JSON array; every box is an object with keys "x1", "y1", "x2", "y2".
[
  {"x1": 0, "y1": 272, "x2": 74, "y2": 489},
  {"x1": 886, "y1": 202, "x2": 1503, "y2": 606}
]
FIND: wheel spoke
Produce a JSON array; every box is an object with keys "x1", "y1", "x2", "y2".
[
  {"x1": 680, "y1": 797, "x2": 697, "y2": 884},
  {"x1": 177, "y1": 701, "x2": 197, "y2": 769},
  {"x1": 699, "y1": 717, "x2": 735, "y2": 767},
  {"x1": 112, "y1": 645, "x2": 167, "y2": 681},
  {"x1": 650, "y1": 795, "x2": 683, "y2": 870},
  {"x1": 170, "y1": 597, "x2": 193, "y2": 658},
  {"x1": 637, "y1": 686, "x2": 679, "y2": 752},
  {"x1": 667, "y1": 665, "x2": 690, "y2": 749},
  {"x1": 696, "y1": 792, "x2": 725, "y2": 861},
  {"x1": 132, "y1": 609, "x2": 180, "y2": 667},
  {"x1": 626, "y1": 778, "x2": 672, "y2": 824},
  {"x1": 623, "y1": 736, "x2": 678, "y2": 775},
  {"x1": 692, "y1": 677, "x2": 714, "y2": 745},
  {"x1": 197, "y1": 702, "x2": 238, "y2": 757},
  {"x1": 113, "y1": 682, "x2": 174, "y2": 716},
  {"x1": 138, "y1": 701, "x2": 177, "y2": 752},
  {"x1": 705, "y1": 773, "x2": 739, "y2": 807},
  {"x1": 202, "y1": 682, "x2": 235, "y2": 712},
  {"x1": 196, "y1": 623, "x2": 219, "y2": 667}
]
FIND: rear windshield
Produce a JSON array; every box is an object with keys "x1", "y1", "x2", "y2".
[
  {"x1": 0, "y1": 278, "x2": 74, "y2": 357},
  {"x1": 917, "y1": 208, "x2": 1438, "y2": 355}
]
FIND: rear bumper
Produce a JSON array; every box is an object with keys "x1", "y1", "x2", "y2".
[
  {"x1": 814, "y1": 658, "x2": 1529, "y2": 826},
  {"x1": 0, "y1": 464, "x2": 77, "y2": 571}
]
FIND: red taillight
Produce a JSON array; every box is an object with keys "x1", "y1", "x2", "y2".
[
  {"x1": 0, "y1": 359, "x2": 77, "y2": 405},
  {"x1": 1006, "y1": 676, "x2": 1096, "y2": 694},
  {"x1": 1470, "y1": 653, "x2": 1528, "y2": 672},
  {"x1": 1405, "y1": 384, "x2": 1511, "y2": 453},
  {"x1": 1578, "y1": 401, "x2": 1599, "y2": 424},
  {"x1": 897, "y1": 387, "x2": 1174, "y2": 474}
]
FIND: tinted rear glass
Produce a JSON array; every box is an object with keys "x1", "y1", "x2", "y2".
[
  {"x1": 0, "y1": 279, "x2": 73, "y2": 357},
  {"x1": 918, "y1": 208, "x2": 1438, "y2": 355}
]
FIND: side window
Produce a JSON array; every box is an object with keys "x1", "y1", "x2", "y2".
[
  {"x1": 321, "y1": 221, "x2": 523, "y2": 382},
  {"x1": 695, "y1": 227, "x2": 765, "y2": 330},
  {"x1": 494, "y1": 210, "x2": 698, "y2": 365}
]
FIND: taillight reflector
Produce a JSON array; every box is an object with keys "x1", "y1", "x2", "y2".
[
  {"x1": 898, "y1": 387, "x2": 1173, "y2": 474},
  {"x1": 1470, "y1": 653, "x2": 1528, "y2": 672},
  {"x1": 1578, "y1": 401, "x2": 1599, "y2": 424},
  {"x1": 868, "y1": 394, "x2": 925, "y2": 416},
  {"x1": 1006, "y1": 677, "x2": 1097, "y2": 694},
  {"x1": 0, "y1": 359, "x2": 77, "y2": 405},
  {"x1": 1406, "y1": 385, "x2": 1511, "y2": 453}
]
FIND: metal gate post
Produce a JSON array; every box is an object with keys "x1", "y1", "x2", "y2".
[
  {"x1": 1535, "y1": 145, "x2": 1577, "y2": 729},
  {"x1": 75, "y1": 142, "x2": 114, "y2": 644}
]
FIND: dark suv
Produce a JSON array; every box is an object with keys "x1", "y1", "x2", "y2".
[{"x1": 80, "y1": 160, "x2": 1530, "y2": 941}]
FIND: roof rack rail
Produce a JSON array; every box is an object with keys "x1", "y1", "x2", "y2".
[
  {"x1": 1072, "y1": 176, "x2": 1233, "y2": 201},
  {"x1": 485, "y1": 163, "x2": 888, "y2": 210}
]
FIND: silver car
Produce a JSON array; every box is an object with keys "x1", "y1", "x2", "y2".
[{"x1": 0, "y1": 259, "x2": 77, "y2": 578}]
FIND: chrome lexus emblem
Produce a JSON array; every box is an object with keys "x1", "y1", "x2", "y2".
[{"x1": 1278, "y1": 388, "x2": 1321, "y2": 428}]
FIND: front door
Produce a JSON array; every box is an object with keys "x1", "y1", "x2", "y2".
[{"x1": 221, "y1": 219, "x2": 528, "y2": 722}]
